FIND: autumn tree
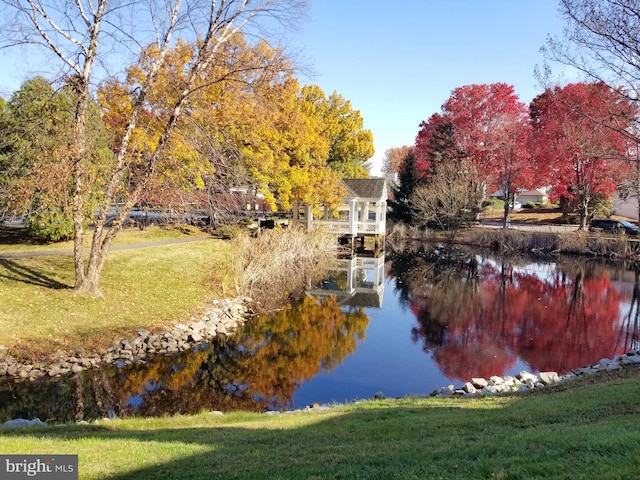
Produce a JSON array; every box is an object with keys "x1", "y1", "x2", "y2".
[
  {"x1": 433, "y1": 83, "x2": 534, "y2": 227},
  {"x1": 382, "y1": 146, "x2": 414, "y2": 176},
  {"x1": 0, "y1": 0, "x2": 308, "y2": 295},
  {"x1": 529, "y1": 82, "x2": 632, "y2": 228},
  {"x1": 542, "y1": 0, "x2": 640, "y2": 219},
  {"x1": 298, "y1": 85, "x2": 374, "y2": 179}
]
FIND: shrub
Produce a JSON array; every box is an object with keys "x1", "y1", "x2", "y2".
[{"x1": 25, "y1": 208, "x2": 74, "y2": 242}]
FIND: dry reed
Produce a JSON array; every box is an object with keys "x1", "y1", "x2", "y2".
[{"x1": 231, "y1": 226, "x2": 338, "y2": 312}]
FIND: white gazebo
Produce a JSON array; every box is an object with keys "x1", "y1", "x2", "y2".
[{"x1": 293, "y1": 178, "x2": 388, "y2": 238}]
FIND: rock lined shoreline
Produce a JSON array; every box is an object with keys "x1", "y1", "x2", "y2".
[
  {"x1": 429, "y1": 350, "x2": 640, "y2": 398},
  {"x1": 0, "y1": 298, "x2": 250, "y2": 381}
]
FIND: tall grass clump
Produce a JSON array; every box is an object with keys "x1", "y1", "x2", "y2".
[
  {"x1": 468, "y1": 229, "x2": 561, "y2": 253},
  {"x1": 231, "y1": 226, "x2": 338, "y2": 312},
  {"x1": 386, "y1": 221, "x2": 437, "y2": 253},
  {"x1": 468, "y1": 228, "x2": 640, "y2": 259}
]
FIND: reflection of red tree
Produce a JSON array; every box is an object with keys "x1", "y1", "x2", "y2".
[
  {"x1": 410, "y1": 260, "x2": 627, "y2": 381},
  {"x1": 517, "y1": 273, "x2": 624, "y2": 373},
  {"x1": 432, "y1": 333, "x2": 515, "y2": 380}
]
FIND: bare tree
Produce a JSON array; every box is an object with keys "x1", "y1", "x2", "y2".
[
  {"x1": 542, "y1": 0, "x2": 640, "y2": 219},
  {"x1": 410, "y1": 158, "x2": 483, "y2": 240},
  {"x1": 0, "y1": 0, "x2": 308, "y2": 295}
]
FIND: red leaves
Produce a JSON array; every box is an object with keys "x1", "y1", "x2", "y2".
[
  {"x1": 529, "y1": 82, "x2": 634, "y2": 204},
  {"x1": 415, "y1": 83, "x2": 534, "y2": 196}
]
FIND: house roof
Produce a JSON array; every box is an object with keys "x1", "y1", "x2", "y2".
[
  {"x1": 519, "y1": 189, "x2": 548, "y2": 196},
  {"x1": 490, "y1": 188, "x2": 549, "y2": 197},
  {"x1": 342, "y1": 178, "x2": 387, "y2": 200}
]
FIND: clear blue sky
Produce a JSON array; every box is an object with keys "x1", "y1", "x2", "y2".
[
  {"x1": 0, "y1": 0, "x2": 574, "y2": 176},
  {"x1": 295, "y1": 0, "x2": 574, "y2": 174}
]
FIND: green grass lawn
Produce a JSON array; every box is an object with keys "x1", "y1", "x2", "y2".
[
  {"x1": 0, "y1": 226, "x2": 236, "y2": 358},
  {"x1": 0, "y1": 366, "x2": 638, "y2": 479}
]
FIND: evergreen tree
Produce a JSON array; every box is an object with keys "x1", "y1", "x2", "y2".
[{"x1": 389, "y1": 150, "x2": 422, "y2": 223}]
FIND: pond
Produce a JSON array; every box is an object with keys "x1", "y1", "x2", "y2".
[{"x1": 1, "y1": 244, "x2": 638, "y2": 423}]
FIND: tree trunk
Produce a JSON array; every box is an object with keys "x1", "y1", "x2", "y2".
[
  {"x1": 71, "y1": 91, "x2": 89, "y2": 290},
  {"x1": 579, "y1": 195, "x2": 589, "y2": 230},
  {"x1": 502, "y1": 196, "x2": 510, "y2": 229}
]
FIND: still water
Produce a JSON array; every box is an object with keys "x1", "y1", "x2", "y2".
[{"x1": 1, "y1": 245, "x2": 638, "y2": 422}]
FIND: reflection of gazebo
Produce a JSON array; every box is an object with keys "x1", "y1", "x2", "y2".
[{"x1": 308, "y1": 252, "x2": 385, "y2": 308}]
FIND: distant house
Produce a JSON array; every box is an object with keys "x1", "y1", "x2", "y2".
[
  {"x1": 517, "y1": 189, "x2": 549, "y2": 205},
  {"x1": 489, "y1": 187, "x2": 549, "y2": 205},
  {"x1": 612, "y1": 188, "x2": 639, "y2": 220},
  {"x1": 293, "y1": 178, "x2": 388, "y2": 237}
]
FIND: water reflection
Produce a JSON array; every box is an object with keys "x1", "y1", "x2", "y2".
[
  {"x1": 308, "y1": 252, "x2": 385, "y2": 308},
  {"x1": 0, "y1": 296, "x2": 368, "y2": 423},
  {"x1": 2, "y1": 245, "x2": 640, "y2": 422},
  {"x1": 388, "y1": 245, "x2": 637, "y2": 379}
]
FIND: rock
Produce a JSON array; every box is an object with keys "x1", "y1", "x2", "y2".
[
  {"x1": 2, "y1": 418, "x2": 45, "y2": 428},
  {"x1": 620, "y1": 355, "x2": 640, "y2": 365},
  {"x1": 191, "y1": 321, "x2": 206, "y2": 332},
  {"x1": 47, "y1": 365, "x2": 61, "y2": 377},
  {"x1": 373, "y1": 391, "x2": 385, "y2": 400},
  {"x1": 439, "y1": 385, "x2": 455, "y2": 395},
  {"x1": 538, "y1": 371, "x2": 560, "y2": 385},
  {"x1": 597, "y1": 358, "x2": 619, "y2": 370},
  {"x1": 518, "y1": 371, "x2": 538, "y2": 383},
  {"x1": 216, "y1": 324, "x2": 229, "y2": 336},
  {"x1": 463, "y1": 382, "x2": 477, "y2": 394},
  {"x1": 489, "y1": 376, "x2": 504, "y2": 385},
  {"x1": 471, "y1": 377, "x2": 488, "y2": 388},
  {"x1": 189, "y1": 332, "x2": 203, "y2": 343},
  {"x1": 483, "y1": 385, "x2": 501, "y2": 394}
]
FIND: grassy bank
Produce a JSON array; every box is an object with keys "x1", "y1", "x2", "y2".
[
  {"x1": 0, "y1": 366, "x2": 638, "y2": 479},
  {"x1": 0, "y1": 225, "x2": 336, "y2": 358},
  {"x1": 0, "y1": 226, "x2": 236, "y2": 358}
]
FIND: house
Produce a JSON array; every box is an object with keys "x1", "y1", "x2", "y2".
[
  {"x1": 517, "y1": 189, "x2": 549, "y2": 206},
  {"x1": 612, "y1": 188, "x2": 639, "y2": 220},
  {"x1": 489, "y1": 187, "x2": 549, "y2": 206},
  {"x1": 293, "y1": 178, "x2": 388, "y2": 237}
]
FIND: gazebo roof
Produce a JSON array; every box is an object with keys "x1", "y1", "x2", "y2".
[{"x1": 342, "y1": 178, "x2": 387, "y2": 200}]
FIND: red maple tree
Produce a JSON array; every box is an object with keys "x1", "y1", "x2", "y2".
[
  {"x1": 416, "y1": 83, "x2": 535, "y2": 227},
  {"x1": 529, "y1": 82, "x2": 633, "y2": 228}
]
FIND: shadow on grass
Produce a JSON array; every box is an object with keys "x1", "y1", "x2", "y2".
[
  {"x1": 2, "y1": 371, "x2": 639, "y2": 480},
  {"x1": 0, "y1": 258, "x2": 71, "y2": 289}
]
